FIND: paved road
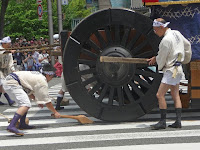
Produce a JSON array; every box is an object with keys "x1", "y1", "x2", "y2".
[{"x1": 1, "y1": 78, "x2": 200, "y2": 150}]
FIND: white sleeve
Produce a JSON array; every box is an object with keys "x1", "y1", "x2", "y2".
[
  {"x1": 182, "y1": 35, "x2": 192, "y2": 64},
  {"x1": 34, "y1": 83, "x2": 52, "y2": 105},
  {"x1": 156, "y1": 40, "x2": 171, "y2": 70},
  {"x1": 8, "y1": 53, "x2": 15, "y2": 72}
]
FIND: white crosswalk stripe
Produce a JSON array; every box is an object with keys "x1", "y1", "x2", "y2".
[{"x1": 1, "y1": 80, "x2": 200, "y2": 149}]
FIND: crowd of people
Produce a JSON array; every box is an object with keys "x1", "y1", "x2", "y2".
[{"x1": 11, "y1": 37, "x2": 57, "y2": 72}]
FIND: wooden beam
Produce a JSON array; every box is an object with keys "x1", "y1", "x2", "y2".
[{"x1": 100, "y1": 56, "x2": 148, "y2": 64}]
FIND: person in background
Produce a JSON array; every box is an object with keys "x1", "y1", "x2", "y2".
[
  {"x1": 23, "y1": 52, "x2": 36, "y2": 71},
  {"x1": 38, "y1": 50, "x2": 49, "y2": 66},
  {"x1": 0, "y1": 36, "x2": 15, "y2": 106},
  {"x1": 14, "y1": 50, "x2": 24, "y2": 71},
  {"x1": 54, "y1": 57, "x2": 63, "y2": 77},
  {"x1": 148, "y1": 18, "x2": 192, "y2": 130},
  {"x1": 32, "y1": 50, "x2": 41, "y2": 71}
]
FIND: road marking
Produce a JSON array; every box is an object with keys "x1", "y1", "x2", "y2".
[
  {"x1": 59, "y1": 143, "x2": 200, "y2": 150},
  {"x1": 1, "y1": 129, "x2": 200, "y2": 147},
  {"x1": 0, "y1": 117, "x2": 99, "y2": 127},
  {"x1": 1, "y1": 119, "x2": 200, "y2": 136},
  {"x1": 3, "y1": 105, "x2": 80, "y2": 112},
  {"x1": 0, "y1": 111, "x2": 87, "y2": 120}
]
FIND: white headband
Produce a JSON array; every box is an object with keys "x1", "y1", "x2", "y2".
[
  {"x1": 153, "y1": 19, "x2": 170, "y2": 27},
  {"x1": 41, "y1": 69, "x2": 55, "y2": 75},
  {"x1": 0, "y1": 36, "x2": 11, "y2": 43}
]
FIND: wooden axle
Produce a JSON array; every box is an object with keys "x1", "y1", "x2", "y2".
[{"x1": 100, "y1": 56, "x2": 149, "y2": 64}]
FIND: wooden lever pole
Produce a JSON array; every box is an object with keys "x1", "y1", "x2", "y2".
[
  {"x1": 100, "y1": 56, "x2": 148, "y2": 64},
  {"x1": 51, "y1": 114, "x2": 93, "y2": 124},
  {"x1": 0, "y1": 113, "x2": 11, "y2": 122}
]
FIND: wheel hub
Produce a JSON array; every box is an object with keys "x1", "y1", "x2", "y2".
[{"x1": 97, "y1": 46, "x2": 135, "y2": 87}]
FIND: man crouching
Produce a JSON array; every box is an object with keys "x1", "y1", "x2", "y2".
[{"x1": 3, "y1": 63, "x2": 61, "y2": 136}]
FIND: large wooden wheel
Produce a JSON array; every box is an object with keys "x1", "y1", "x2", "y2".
[{"x1": 63, "y1": 8, "x2": 162, "y2": 121}]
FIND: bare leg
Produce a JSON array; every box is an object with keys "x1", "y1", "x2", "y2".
[
  {"x1": 16, "y1": 106, "x2": 30, "y2": 116},
  {"x1": 156, "y1": 83, "x2": 170, "y2": 109},
  {"x1": 170, "y1": 84, "x2": 182, "y2": 108},
  {"x1": 151, "y1": 83, "x2": 170, "y2": 130}
]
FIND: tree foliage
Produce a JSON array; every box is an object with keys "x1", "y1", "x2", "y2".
[
  {"x1": 62, "y1": 0, "x2": 92, "y2": 30},
  {"x1": 2, "y1": 0, "x2": 92, "y2": 40},
  {"x1": 0, "y1": 0, "x2": 9, "y2": 39}
]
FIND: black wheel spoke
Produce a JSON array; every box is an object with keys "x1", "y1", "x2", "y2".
[
  {"x1": 98, "y1": 84, "x2": 109, "y2": 102},
  {"x1": 126, "y1": 31, "x2": 141, "y2": 50},
  {"x1": 114, "y1": 25, "x2": 120, "y2": 44},
  {"x1": 142, "y1": 76, "x2": 153, "y2": 84},
  {"x1": 121, "y1": 27, "x2": 131, "y2": 47},
  {"x1": 134, "y1": 51, "x2": 154, "y2": 58},
  {"x1": 124, "y1": 84, "x2": 136, "y2": 103},
  {"x1": 105, "y1": 26, "x2": 113, "y2": 45},
  {"x1": 129, "y1": 81, "x2": 145, "y2": 98},
  {"x1": 94, "y1": 31, "x2": 107, "y2": 48},
  {"x1": 79, "y1": 68, "x2": 96, "y2": 76},
  {"x1": 135, "y1": 69, "x2": 156, "y2": 78},
  {"x1": 134, "y1": 75, "x2": 151, "y2": 89},
  {"x1": 89, "y1": 82, "x2": 102, "y2": 95},
  {"x1": 117, "y1": 87, "x2": 124, "y2": 106},
  {"x1": 81, "y1": 48, "x2": 98, "y2": 59},
  {"x1": 108, "y1": 87, "x2": 115, "y2": 105},
  {"x1": 131, "y1": 40, "x2": 148, "y2": 55},
  {"x1": 82, "y1": 76, "x2": 97, "y2": 87},
  {"x1": 88, "y1": 39, "x2": 101, "y2": 53},
  {"x1": 78, "y1": 59, "x2": 96, "y2": 67},
  {"x1": 136, "y1": 64, "x2": 149, "y2": 69}
]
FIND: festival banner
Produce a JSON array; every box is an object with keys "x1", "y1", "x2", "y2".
[{"x1": 151, "y1": 3, "x2": 200, "y2": 60}]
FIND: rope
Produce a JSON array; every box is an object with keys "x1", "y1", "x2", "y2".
[{"x1": 0, "y1": 113, "x2": 11, "y2": 121}]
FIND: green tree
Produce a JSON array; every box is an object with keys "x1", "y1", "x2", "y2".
[
  {"x1": 4, "y1": 0, "x2": 50, "y2": 40},
  {"x1": 62, "y1": 0, "x2": 92, "y2": 30},
  {"x1": 2, "y1": 0, "x2": 92, "y2": 40}
]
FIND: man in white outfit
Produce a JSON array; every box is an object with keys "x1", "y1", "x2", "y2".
[
  {"x1": 148, "y1": 18, "x2": 192, "y2": 130},
  {"x1": 3, "y1": 63, "x2": 61, "y2": 136},
  {"x1": 0, "y1": 36, "x2": 15, "y2": 106}
]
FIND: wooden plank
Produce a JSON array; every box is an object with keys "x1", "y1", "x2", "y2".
[
  {"x1": 100, "y1": 56, "x2": 148, "y2": 64},
  {"x1": 50, "y1": 51, "x2": 62, "y2": 56}
]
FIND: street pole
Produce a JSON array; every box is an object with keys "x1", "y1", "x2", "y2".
[
  {"x1": 47, "y1": 0, "x2": 55, "y2": 65},
  {"x1": 57, "y1": 0, "x2": 63, "y2": 64},
  {"x1": 57, "y1": 0, "x2": 63, "y2": 33}
]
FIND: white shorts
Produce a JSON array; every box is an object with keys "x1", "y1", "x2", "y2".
[
  {"x1": 3, "y1": 84, "x2": 31, "y2": 107},
  {"x1": 161, "y1": 70, "x2": 182, "y2": 86},
  {"x1": 0, "y1": 78, "x2": 5, "y2": 86}
]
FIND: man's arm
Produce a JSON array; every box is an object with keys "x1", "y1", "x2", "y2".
[
  {"x1": 45, "y1": 102, "x2": 61, "y2": 118},
  {"x1": 147, "y1": 56, "x2": 156, "y2": 66}
]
